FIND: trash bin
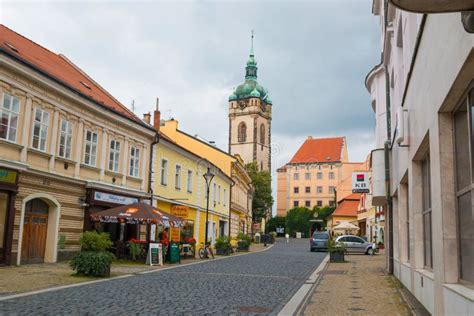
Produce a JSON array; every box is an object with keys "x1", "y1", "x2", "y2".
[{"x1": 169, "y1": 242, "x2": 181, "y2": 264}]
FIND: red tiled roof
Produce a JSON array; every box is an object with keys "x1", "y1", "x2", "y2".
[
  {"x1": 289, "y1": 137, "x2": 344, "y2": 164},
  {"x1": 0, "y1": 24, "x2": 142, "y2": 124},
  {"x1": 332, "y1": 193, "x2": 361, "y2": 217}
]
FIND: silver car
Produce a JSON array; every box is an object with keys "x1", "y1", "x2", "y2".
[
  {"x1": 335, "y1": 235, "x2": 376, "y2": 255},
  {"x1": 310, "y1": 231, "x2": 330, "y2": 252}
]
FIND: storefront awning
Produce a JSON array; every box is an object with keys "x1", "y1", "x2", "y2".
[
  {"x1": 90, "y1": 202, "x2": 183, "y2": 227},
  {"x1": 390, "y1": 0, "x2": 474, "y2": 13}
]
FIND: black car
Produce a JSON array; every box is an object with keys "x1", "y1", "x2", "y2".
[{"x1": 310, "y1": 231, "x2": 330, "y2": 252}]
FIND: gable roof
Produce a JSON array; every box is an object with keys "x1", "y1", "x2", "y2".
[
  {"x1": 0, "y1": 24, "x2": 146, "y2": 126},
  {"x1": 289, "y1": 137, "x2": 344, "y2": 164},
  {"x1": 331, "y1": 193, "x2": 361, "y2": 217}
]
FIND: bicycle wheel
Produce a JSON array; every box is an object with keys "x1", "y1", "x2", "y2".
[{"x1": 198, "y1": 248, "x2": 205, "y2": 259}]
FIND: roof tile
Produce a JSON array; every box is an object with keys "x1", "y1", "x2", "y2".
[
  {"x1": 290, "y1": 137, "x2": 344, "y2": 163},
  {"x1": 0, "y1": 24, "x2": 141, "y2": 123}
]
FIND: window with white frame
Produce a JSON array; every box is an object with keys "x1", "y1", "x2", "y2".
[
  {"x1": 129, "y1": 146, "x2": 140, "y2": 177},
  {"x1": 218, "y1": 185, "x2": 221, "y2": 204},
  {"x1": 84, "y1": 130, "x2": 98, "y2": 166},
  {"x1": 32, "y1": 108, "x2": 49, "y2": 151},
  {"x1": 293, "y1": 173, "x2": 299, "y2": 180},
  {"x1": 213, "y1": 183, "x2": 217, "y2": 204},
  {"x1": 329, "y1": 186, "x2": 335, "y2": 194},
  {"x1": 317, "y1": 172, "x2": 323, "y2": 180},
  {"x1": 317, "y1": 186, "x2": 323, "y2": 193},
  {"x1": 223, "y1": 188, "x2": 227, "y2": 206},
  {"x1": 0, "y1": 93, "x2": 20, "y2": 142},
  {"x1": 175, "y1": 165, "x2": 182, "y2": 190},
  {"x1": 58, "y1": 119, "x2": 72, "y2": 159},
  {"x1": 186, "y1": 169, "x2": 193, "y2": 193},
  {"x1": 329, "y1": 172, "x2": 335, "y2": 180},
  {"x1": 421, "y1": 154, "x2": 432, "y2": 269},
  {"x1": 108, "y1": 140, "x2": 120, "y2": 172},
  {"x1": 305, "y1": 172, "x2": 310, "y2": 180},
  {"x1": 160, "y1": 159, "x2": 168, "y2": 186},
  {"x1": 453, "y1": 91, "x2": 474, "y2": 283}
]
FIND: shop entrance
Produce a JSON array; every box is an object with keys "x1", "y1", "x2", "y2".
[{"x1": 22, "y1": 199, "x2": 49, "y2": 263}]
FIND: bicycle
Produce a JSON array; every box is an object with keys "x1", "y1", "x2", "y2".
[{"x1": 198, "y1": 242, "x2": 214, "y2": 259}]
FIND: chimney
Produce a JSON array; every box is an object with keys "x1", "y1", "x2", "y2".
[
  {"x1": 308, "y1": 136, "x2": 313, "y2": 139},
  {"x1": 153, "y1": 97, "x2": 161, "y2": 132},
  {"x1": 143, "y1": 112, "x2": 151, "y2": 124}
]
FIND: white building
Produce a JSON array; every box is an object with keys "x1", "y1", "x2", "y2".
[{"x1": 366, "y1": 1, "x2": 474, "y2": 314}]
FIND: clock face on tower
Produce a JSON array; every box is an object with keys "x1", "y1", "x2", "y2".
[{"x1": 238, "y1": 100, "x2": 247, "y2": 110}]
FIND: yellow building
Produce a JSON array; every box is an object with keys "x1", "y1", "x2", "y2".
[
  {"x1": 153, "y1": 129, "x2": 233, "y2": 245},
  {"x1": 230, "y1": 155, "x2": 253, "y2": 237}
]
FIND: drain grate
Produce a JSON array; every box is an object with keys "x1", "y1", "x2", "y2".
[
  {"x1": 348, "y1": 307, "x2": 365, "y2": 311},
  {"x1": 238, "y1": 306, "x2": 273, "y2": 313}
]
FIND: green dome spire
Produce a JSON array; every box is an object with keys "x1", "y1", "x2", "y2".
[{"x1": 245, "y1": 30, "x2": 258, "y2": 80}]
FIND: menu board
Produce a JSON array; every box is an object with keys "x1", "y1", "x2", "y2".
[
  {"x1": 146, "y1": 243, "x2": 163, "y2": 266},
  {"x1": 170, "y1": 227, "x2": 180, "y2": 241}
]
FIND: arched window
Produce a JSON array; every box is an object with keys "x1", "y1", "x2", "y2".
[
  {"x1": 260, "y1": 124, "x2": 265, "y2": 144},
  {"x1": 238, "y1": 122, "x2": 247, "y2": 142}
]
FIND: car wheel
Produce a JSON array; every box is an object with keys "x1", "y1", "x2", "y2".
[{"x1": 367, "y1": 247, "x2": 374, "y2": 255}]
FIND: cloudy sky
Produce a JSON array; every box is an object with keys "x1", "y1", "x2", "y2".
[{"x1": 1, "y1": 0, "x2": 380, "y2": 208}]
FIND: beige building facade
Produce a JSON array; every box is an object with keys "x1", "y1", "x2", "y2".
[
  {"x1": 0, "y1": 25, "x2": 155, "y2": 265},
  {"x1": 367, "y1": 1, "x2": 474, "y2": 314}
]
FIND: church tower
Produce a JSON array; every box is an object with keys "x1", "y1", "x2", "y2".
[{"x1": 228, "y1": 32, "x2": 272, "y2": 171}]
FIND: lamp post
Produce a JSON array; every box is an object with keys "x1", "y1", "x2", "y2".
[{"x1": 203, "y1": 167, "x2": 215, "y2": 246}]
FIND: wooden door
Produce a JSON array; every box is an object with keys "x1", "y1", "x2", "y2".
[{"x1": 22, "y1": 199, "x2": 49, "y2": 264}]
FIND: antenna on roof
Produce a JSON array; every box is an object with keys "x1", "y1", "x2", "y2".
[{"x1": 131, "y1": 100, "x2": 136, "y2": 113}]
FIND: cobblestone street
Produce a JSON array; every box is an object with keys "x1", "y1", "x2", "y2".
[{"x1": 0, "y1": 239, "x2": 325, "y2": 315}]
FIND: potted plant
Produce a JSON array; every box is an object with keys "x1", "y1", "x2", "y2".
[
  {"x1": 70, "y1": 231, "x2": 115, "y2": 277},
  {"x1": 236, "y1": 233, "x2": 252, "y2": 252},
  {"x1": 215, "y1": 236, "x2": 232, "y2": 255},
  {"x1": 328, "y1": 239, "x2": 346, "y2": 263},
  {"x1": 127, "y1": 238, "x2": 146, "y2": 261}
]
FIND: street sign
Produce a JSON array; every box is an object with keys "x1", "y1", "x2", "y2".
[
  {"x1": 146, "y1": 243, "x2": 163, "y2": 266},
  {"x1": 352, "y1": 172, "x2": 369, "y2": 193}
]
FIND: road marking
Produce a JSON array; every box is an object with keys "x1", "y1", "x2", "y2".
[
  {"x1": 0, "y1": 243, "x2": 275, "y2": 302},
  {"x1": 277, "y1": 254, "x2": 329, "y2": 316}
]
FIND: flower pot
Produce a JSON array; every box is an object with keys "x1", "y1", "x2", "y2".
[
  {"x1": 216, "y1": 248, "x2": 231, "y2": 256},
  {"x1": 329, "y1": 251, "x2": 345, "y2": 263}
]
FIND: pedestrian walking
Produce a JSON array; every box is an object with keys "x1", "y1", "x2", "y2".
[{"x1": 285, "y1": 233, "x2": 289, "y2": 243}]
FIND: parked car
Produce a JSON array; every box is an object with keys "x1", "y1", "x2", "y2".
[
  {"x1": 335, "y1": 235, "x2": 376, "y2": 255},
  {"x1": 310, "y1": 231, "x2": 330, "y2": 252}
]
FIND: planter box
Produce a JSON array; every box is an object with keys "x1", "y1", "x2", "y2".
[
  {"x1": 216, "y1": 248, "x2": 231, "y2": 256},
  {"x1": 329, "y1": 251, "x2": 345, "y2": 263}
]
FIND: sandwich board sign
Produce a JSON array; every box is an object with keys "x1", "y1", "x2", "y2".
[
  {"x1": 146, "y1": 243, "x2": 163, "y2": 266},
  {"x1": 352, "y1": 172, "x2": 369, "y2": 193}
]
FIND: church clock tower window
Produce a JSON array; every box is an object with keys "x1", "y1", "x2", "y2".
[
  {"x1": 238, "y1": 122, "x2": 247, "y2": 142},
  {"x1": 260, "y1": 124, "x2": 265, "y2": 144}
]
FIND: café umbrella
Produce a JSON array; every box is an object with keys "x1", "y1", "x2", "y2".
[{"x1": 90, "y1": 202, "x2": 183, "y2": 228}]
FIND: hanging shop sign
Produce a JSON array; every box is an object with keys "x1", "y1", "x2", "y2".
[
  {"x1": 146, "y1": 243, "x2": 163, "y2": 266},
  {"x1": 171, "y1": 205, "x2": 188, "y2": 218},
  {"x1": 352, "y1": 172, "x2": 370, "y2": 193},
  {"x1": 93, "y1": 191, "x2": 139, "y2": 205}
]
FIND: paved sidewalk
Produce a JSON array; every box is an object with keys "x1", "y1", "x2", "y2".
[
  {"x1": 0, "y1": 242, "x2": 268, "y2": 296},
  {"x1": 302, "y1": 252, "x2": 412, "y2": 315}
]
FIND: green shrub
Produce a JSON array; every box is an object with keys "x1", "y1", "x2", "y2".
[
  {"x1": 328, "y1": 239, "x2": 346, "y2": 253},
  {"x1": 215, "y1": 236, "x2": 232, "y2": 254},
  {"x1": 70, "y1": 251, "x2": 115, "y2": 277},
  {"x1": 237, "y1": 233, "x2": 252, "y2": 247},
  {"x1": 79, "y1": 231, "x2": 113, "y2": 251}
]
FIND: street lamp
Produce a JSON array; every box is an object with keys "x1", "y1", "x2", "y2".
[{"x1": 203, "y1": 167, "x2": 215, "y2": 246}]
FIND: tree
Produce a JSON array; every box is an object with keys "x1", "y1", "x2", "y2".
[
  {"x1": 313, "y1": 205, "x2": 335, "y2": 222},
  {"x1": 285, "y1": 207, "x2": 315, "y2": 237},
  {"x1": 266, "y1": 216, "x2": 286, "y2": 233},
  {"x1": 245, "y1": 162, "x2": 273, "y2": 222}
]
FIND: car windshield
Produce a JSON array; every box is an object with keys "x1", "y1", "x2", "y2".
[{"x1": 313, "y1": 233, "x2": 329, "y2": 239}]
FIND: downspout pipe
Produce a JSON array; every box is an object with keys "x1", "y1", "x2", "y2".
[{"x1": 384, "y1": 0, "x2": 394, "y2": 275}]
